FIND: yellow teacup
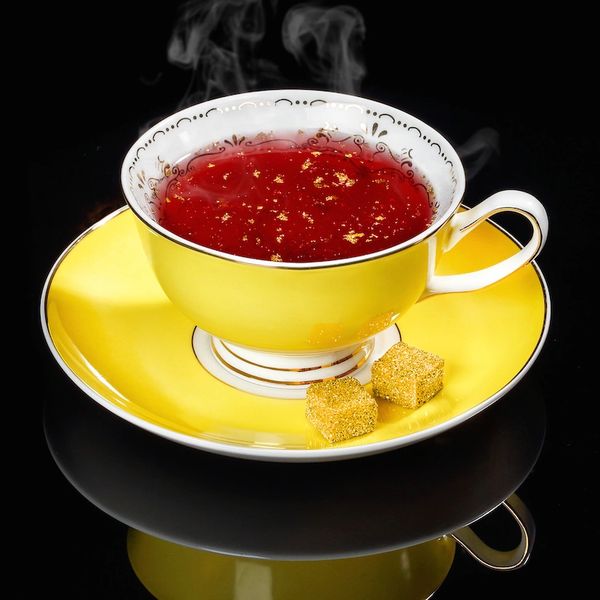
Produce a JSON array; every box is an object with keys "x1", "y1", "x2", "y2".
[{"x1": 122, "y1": 90, "x2": 547, "y2": 395}]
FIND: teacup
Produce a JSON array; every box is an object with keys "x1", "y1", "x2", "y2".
[{"x1": 121, "y1": 90, "x2": 547, "y2": 396}]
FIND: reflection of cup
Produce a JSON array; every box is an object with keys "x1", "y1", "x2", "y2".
[
  {"x1": 128, "y1": 492, "x2": 535, "y2": 599},
  {"x1": 122, "y1": 90, "x2": 547, "y2": 394},
  {"x1": 128, "y1": 530, "x2": 456, "y2": 600}
]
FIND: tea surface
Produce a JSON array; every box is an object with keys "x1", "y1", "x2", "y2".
[{"x1": 158, "y1": 142, "x2": 433, "y2": 262}]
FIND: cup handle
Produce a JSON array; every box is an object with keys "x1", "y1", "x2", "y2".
[
  {"x1": 424, "y1": 190, "x2": 548, "y2": 296},
  {"x1": 451, "y1": 493, "x2": 535, "y2": 571}
]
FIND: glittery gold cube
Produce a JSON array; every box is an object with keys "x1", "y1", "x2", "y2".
[
  {"x1": 306, "y1": 377, "x2": 378, "y2": 443},
  {"x1": 372, "y1": 342, "x2": 444, "y2": 409}
]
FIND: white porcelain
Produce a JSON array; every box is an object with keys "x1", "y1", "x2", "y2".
[{"x1": 192, "y1": 325, "x2": 401, "y2": 399}]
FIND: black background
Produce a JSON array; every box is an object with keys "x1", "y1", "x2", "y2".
[{"x1": 30, "y1": 1, "x2": 596, "y2": 597}]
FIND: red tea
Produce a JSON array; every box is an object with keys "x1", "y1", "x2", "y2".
[{"x1": 158, "y1": 139, "x2": 433, "y2": 262}]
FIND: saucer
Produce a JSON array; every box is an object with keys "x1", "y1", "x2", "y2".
[{"x1": 42, "y1": 207, "x2": 549, "y2": 462}]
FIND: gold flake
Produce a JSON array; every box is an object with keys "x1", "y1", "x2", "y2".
[
  {"x1": 165, "y1": 197, "x2": 171, "y2": 203},
  {"x1": 273, "y1": 175, "x2": 284, "y2": 184},
  {"x1": 343, "y1": 231, "x2": 365, "y2": 244},
  {"x1": 313, "y1": 176, "x2": 326, "y2": 188},
  {"x1": 333, "y1": 172, "x2": 356, "y2": 187},
  {"x1": 325, "y1": 195, "x2": 337, "y2": 202},
  {"x1": 207, "y1": 163, "x2": 215, "y2": 168},
  {"x1": 276, "y1": 234, "x2": 284, "y2": 243},
  {"x1": 301, "y1": 159, "x2": 312, "y2": 170},
  {"x1": 311, "y1": 151, "x2": 322, "y2": 157},
  {"x1": 301, "y1": 212, "x2": 314, "y2": 224},
  {"x1": 242, "y1": 234, "x2": 248, "y2": 241},
  {"x1": 255, "y1": 237, "x2": 261, "y2": 245},
  {"x1": 253, "y1": 170, "x2": 261, "y2": 178},
  {"x1": 270, "y1": 253, "x2": 282, "y2": 262},
  {"x1": 345, "y1": 153, "x2": 353, "y2": 158},
  {"x1": 248, "y1": 218, "x2": 255, "y2": 224},
  {"x1": 375, "y1": 215, "x2": 386, "y2": 221},
  {"x1": 257, "y1": 205, "x2": 264, "y2": 210},
  {"x1": 221, "y1": 213, "x2": 231, "y2": 222},
  {"x1": 276, "y1": 212, "x2": 288, "y2": 221},
  {"x1": 373, "y1": 179, "x2": 390, "y2": 189},
  {"x1": 223, "y1": 172, "x2": 230, "y2": 180}
]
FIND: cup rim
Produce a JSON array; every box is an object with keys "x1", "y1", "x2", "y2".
[{"x1": 121, "y1": 89, "x2": 466, "y2": 269}]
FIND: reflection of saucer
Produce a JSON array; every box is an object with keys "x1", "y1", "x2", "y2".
[{"x1": 42, "y1": 208, "x2": 549, "y2": 461}]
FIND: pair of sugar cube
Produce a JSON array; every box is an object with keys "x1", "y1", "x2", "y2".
[{"x1": 306, "y1": 342, "x2": 444, "y2": 443}]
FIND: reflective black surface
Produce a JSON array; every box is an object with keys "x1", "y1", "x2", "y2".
[
  {"x1": 31, "y1": 2, "x2": 595, "y2": 597},
  {"x1": 45, "y1": 388, "x2": 545, "y2": 560}
]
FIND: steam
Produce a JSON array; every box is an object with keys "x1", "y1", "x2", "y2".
[
  {"x1": 282, "y1": 4, "x2": 366, "y2": 94},
  {"x1": 162, "y1": 1, "x2": 496, "y2": 179},
  {"x1": 167, "y1": 0, "x2": 279, "y2": 107},
  {"x1": 456, "y1": 127, "x2": 500, "y2": 179},
  {"x1": 166, "y1": 0, "x2": 367, "y2": 109}
]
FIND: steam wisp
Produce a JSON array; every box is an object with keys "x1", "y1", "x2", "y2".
[
  {"x1": 163, "y1": 1, "x2": 496, "y2": 180},
  {"x1": 282, "y1": 3, "x2": 366, "y2": 94},
  {"x1": 167, "y1": 0, "x2": 278, "y2": 107},
  {"x1": 456, "y1": 127, "x2": 500, "y2": 179}
]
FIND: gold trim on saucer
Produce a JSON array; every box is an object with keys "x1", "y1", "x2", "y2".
[
  {"x1": 219, "y1": 340, "x2": 371, "y2": 373},
  {"x1": 210, "y1": 339, "x2": 373, "y2": 386}
]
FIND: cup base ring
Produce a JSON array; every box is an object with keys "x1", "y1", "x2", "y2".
[{"x1": 192, "y1": 325, "x2": 401, "y2": 399}]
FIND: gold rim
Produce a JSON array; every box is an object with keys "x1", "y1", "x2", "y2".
[
  {"x1": 41, "y1": 206, "x2": 130, "y2": 329},
  {"x1": 124, "y1": 199, "x2": 460, "y2": 271},
  {"x1": 219, "y1": 339, "x2": 373, "y2": 373},
  {"x1": 121, "y1": 90, "x2": 466, "y2": 271},
  {"x1": 210, "y1": 340, "x2": 372, "y2": 386}
]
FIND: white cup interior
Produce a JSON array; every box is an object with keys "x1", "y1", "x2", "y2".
[{"x1": 122, "y1": 90, "x2": 465, "y2": 262}]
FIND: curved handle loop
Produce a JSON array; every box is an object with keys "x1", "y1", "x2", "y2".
[
  {"x1": 425, "y1": 190, "x2": 548, "y2": 296},
  {"x1": 451, "y1": 493, "x2": 535, "y2": 571}
]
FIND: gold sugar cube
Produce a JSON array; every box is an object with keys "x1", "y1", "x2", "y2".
[
  {"x1": 372, "y1": 342, "x2": 444, "y2": 409},
  {"x1": 306, "y1": 377, "x2": 378, "y2": 443}
]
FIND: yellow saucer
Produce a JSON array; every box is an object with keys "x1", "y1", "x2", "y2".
[{"x1": 42, "y1": 208, "x2": 549, "y2": 461}]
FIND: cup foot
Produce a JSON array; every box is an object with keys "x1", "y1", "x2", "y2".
[{"x1": 192, "y1": 325, "x2": 401, "y2": 399}]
